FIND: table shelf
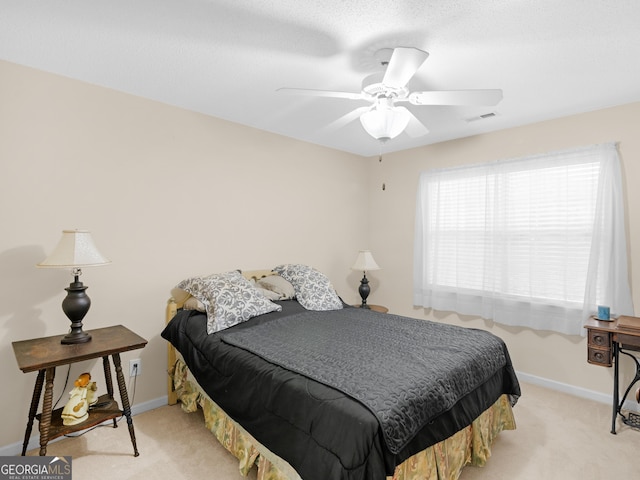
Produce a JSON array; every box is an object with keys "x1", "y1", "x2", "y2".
[{"x1": 35, "y1": 394, "x2": 122, "y2": 442}]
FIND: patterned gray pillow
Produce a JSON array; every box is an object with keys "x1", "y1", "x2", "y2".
[
  {"x1": 177, "y1": 270, "x2": 282, "y2": 333},
  {"x1": 273, "y1": 264, "x2": 343, "y2": 311}
]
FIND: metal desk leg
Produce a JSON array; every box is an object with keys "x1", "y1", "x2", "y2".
[
  {"x1": 612, "y1": 342, "x2": 619, "y2": 434},
  {"x1": 617, "y1": 349, "x2": 640, "y2": 428},
  {"x1": 39, "y1": 367, "x2": 56, "y2": 455},
  {"x1": 112, "y1": 353, "x2": 139, "y2": 456},
  {"x1": 21, "y1": 369, "x2": 45, "y2": 455}
]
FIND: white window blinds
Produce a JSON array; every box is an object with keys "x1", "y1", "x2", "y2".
[{"x1": 413, "y1": 143, "x2": 633, "y2": 335}]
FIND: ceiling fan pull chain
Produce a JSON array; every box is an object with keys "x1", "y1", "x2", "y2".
[{"x1": 378, "y1": 145, "x2": 386, "y2": 191}]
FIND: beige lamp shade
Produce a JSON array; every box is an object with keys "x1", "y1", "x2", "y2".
[
  {"x1": 38, "y1": 229, "x2": 111, "y2": 268},
  {"x1": 351, "y1": 250, "x2": 380, "y2": 272}
]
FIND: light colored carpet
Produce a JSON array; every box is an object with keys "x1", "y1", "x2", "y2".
[{"x1": 28, "y1": 382, "x2": 638, "y2": 479}]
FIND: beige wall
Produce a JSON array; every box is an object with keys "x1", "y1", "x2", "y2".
[
  {"x1": 2, "y1": 57, "x2": 638, "y2": 452},
  {"x1": 369, "y1": 101, "x2": 640, "y2": 399},
  {"x1": 0, "y1": 60, "x2": 369, "y2": 449}
]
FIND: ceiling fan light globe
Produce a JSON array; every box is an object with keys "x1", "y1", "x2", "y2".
[{"x1": 360, "y1": 106, "x2": 410, "y2": 141}]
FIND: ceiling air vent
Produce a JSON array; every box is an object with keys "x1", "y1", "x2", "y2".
[{"x1": 465, "y1": 112, "x2": 497, "y2": 123}]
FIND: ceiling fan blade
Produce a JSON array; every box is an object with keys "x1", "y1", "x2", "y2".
[
  {"x1": 396, "y1": 107, "x2": 429, "y2": 138},
  {"x1": 321, "y1": 106, "x2": 373, "y2": 133},
  {"x1": 409, "y1": 89, "x2": 503, "y2": 106},
  {"x1": 382, "y1": 47, "x2": 429, "y2": 89},
  {"x1": 277, "y1": 87, "x2": 366, "y2": 101}
]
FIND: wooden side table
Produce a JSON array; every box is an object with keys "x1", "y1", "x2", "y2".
[
  {"x1": 12, "y1": 325, "x2": 147, "y2": 456},
  {"x1": 585, "y1": 316, "x2": 640, "y2": 433},
  {"x1": 353, "y1": 304, "x2": 389, "y2": 313}
]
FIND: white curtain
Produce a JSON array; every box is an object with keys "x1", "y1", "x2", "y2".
[{"x1": 413, "y1": 143, "x2": 633, "y2": 336}]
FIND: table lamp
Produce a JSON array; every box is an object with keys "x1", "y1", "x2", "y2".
[
  {"x1": 351, "y1": 250, "x2": 380, "y2": 309},
  {"x1": 37, "y1": 229, "x2": 111, "y2": 344}
]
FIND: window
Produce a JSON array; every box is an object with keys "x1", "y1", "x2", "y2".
[{"x1": 413, "y1": 143, "x2": 633, "y2": 335}]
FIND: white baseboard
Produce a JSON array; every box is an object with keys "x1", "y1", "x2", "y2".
[
  {"x1": 0, "y1": 395, "x2": 168, "y2": 457},
  {"x1": 130, "y1": 395, "x2": 168, "y2": 417},
  {"x1": 516, "y1": 370, "x2": 640, "y2": 414}
]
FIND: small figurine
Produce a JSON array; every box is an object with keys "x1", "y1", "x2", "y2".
[{"x1": 61, "y1": 372, "x2": 97, "y2": 425}]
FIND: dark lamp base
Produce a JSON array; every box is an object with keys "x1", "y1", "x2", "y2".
[
  {"x1": 358, "y1": 273, "x2": 371, "y2": 308},
  {"x1": 61, "y1": 330, "x2": 92, "y2": 344},
  {"x1": 60, "y1": 276, "x2": 92, "y2": 345}
]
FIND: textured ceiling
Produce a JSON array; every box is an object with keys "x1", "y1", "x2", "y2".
[{"x1": 2, "y1": 1, "x2": 640, "y2": 157}]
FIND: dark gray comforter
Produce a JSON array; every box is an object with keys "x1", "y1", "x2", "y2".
[
  {"x1": 221, "y1": 307, "x2": 516, "y2": 455},
  {"x1": 162, "y1": 301, "x2": 520, "y2": 480}
]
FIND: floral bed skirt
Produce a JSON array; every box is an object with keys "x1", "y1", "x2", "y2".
[{"x1": 170, "y1": 358, "x2": 516, "y2": 480}]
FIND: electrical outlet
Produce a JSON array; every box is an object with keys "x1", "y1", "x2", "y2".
[{"x1": 129, "y1": 358, "x2": 142, "y2": 377}]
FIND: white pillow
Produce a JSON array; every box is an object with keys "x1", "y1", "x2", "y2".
[
  {"x1": 170, "y1": 287, "x2": 192, "y2": 305},
  {"x1": 183, "y1": 296, "x2": 206, "y2": 312},
  {"x1": 170, "y1": 287, "x2": 205, "y2": 311},
  {"x1": 273, "y1": 264, "x2": 343, "y2": 311},
  {"x1": 257, "y1": 275, "x2": 296, "y2": 300},
  {"x1": 176, "y1": 270, "x2": 282, "y2": 333},
  {"x1": 248, "y1": 278, "x2": 284, "y2": 301},
  {"x1": 255, "y1": 286, "x2": 282, "y2": 301}
]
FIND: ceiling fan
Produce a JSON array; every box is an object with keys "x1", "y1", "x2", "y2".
[{"x1": 278, "y1": 47, "x2": 503, "y2": 142}]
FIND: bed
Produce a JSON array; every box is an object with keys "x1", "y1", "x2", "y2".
[{"x1": 161, "y1": 266, "x2": 520, "y2": 480}]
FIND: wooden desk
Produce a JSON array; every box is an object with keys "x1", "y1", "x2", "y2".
[
  {"x1": 585, "y1": 316, "x2": 640, "y2": 433},
  {"x1": 12, "y1": 325, "x2": 147, "y2": 456}
]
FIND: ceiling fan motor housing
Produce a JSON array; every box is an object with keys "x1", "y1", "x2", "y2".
[{"x1": 361, "y1": 72, "x2": 409, "y2": 100}]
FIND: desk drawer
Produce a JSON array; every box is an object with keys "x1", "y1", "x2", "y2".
[
  {"x1": 588, "y1": 330, "x2": 611, "y2": 348},
  {"x1": 588, "y1": 346, "x2": 612, "y2": 366}
]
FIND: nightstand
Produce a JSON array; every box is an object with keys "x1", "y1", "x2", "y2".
[
  {"x1": 12, "y1": 325, "x2": 147, "y2": 456},
  {"x1": 353, "y1": 304, "x2": 389, "y2": 313}
]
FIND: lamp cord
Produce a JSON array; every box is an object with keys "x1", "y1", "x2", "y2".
[{"x1": 53, "y1": 365, "x2": 72, "y2": 410}]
